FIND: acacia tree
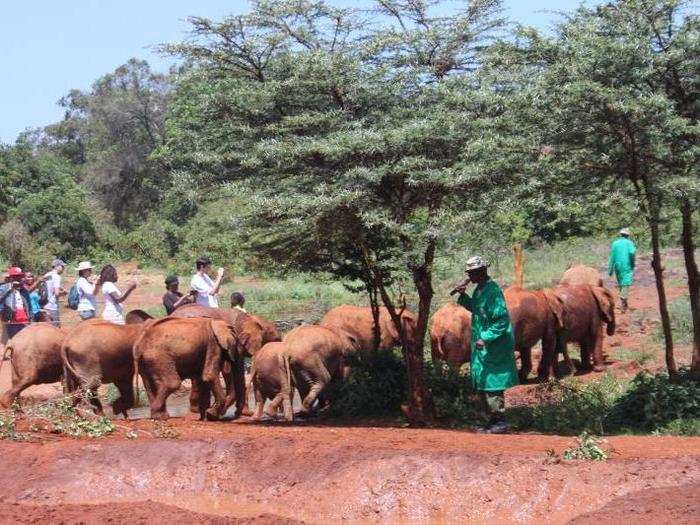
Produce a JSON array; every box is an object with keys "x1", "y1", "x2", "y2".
[
  {"x1": 161, "y1": 0, "x2": 523, "y2": 424},
  {"x1": 496, "y1": 0, "x2": 698, "y2": 379}
]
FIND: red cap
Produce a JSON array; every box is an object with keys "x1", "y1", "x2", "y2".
[{"x1": 7, "y1": 267, "x2": 24, "y2": 278}]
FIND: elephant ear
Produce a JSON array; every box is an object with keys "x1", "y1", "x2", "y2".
[
  {"x1": 591, "y1": 286, "x2": 616, "y2": 333},
  {"x1": 541, "y1": 289, "x2": 565, "y2": 329},
  {"x1": 239, "y1": 318, "x2": 264, "y2": 357},
  {"x1": 211, "y1": 320, "x2": 237, "y2": 355}
]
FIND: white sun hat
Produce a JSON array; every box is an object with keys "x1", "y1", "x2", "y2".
[
  {"x1": 465, "y1": 255, "x2": 489, "y2": 271},
  {"x1": 619, "y1": 227, "x2": 631, "y2": 236},
  {"x1": 77, "y1": 261, "x2": 93, "y2": 273}
]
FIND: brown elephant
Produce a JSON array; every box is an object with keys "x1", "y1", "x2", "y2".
[
  {"x1": 319, "y1": 304, "x2": 417, "y2": 353},
  {"x1": 61, "y1": 320, "x2": 147, "y2": 416},
  {"x1": 554, "y1": 284, "x2": 616, "y2": 372},
  {"x1": 284, "y1": 325, "x2": 354, "y2": 415},
  {"x1": 560, "y1": 264, "x2": 604, "y2": 287},
  {"x1": 125, "y1": 309, "x2": 155, "y2": 324},
  {"x1": 0, "y1": 324, "x2": 67, "y2": 408},
  {"x1": 250, "y1": 342, "x2": 293, "y2": 421},
  {"x1": 430, "y1": 303, "x2": 472, "y2": 367},
  {"x1": 504, "y1": 286, "x2": 565, "y2": 382},
  {"x1": 134, "y1": 317, "x2": 240, "y2": 420},
  {"x1": 170, "y1": 304, "x2": 277, "y2": 415}
]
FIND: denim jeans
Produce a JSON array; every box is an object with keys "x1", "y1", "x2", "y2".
[{"x1": 79, "y1": 310, "x2": 96, "y2": 321}]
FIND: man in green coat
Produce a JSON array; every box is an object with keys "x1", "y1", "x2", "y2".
[
  {"x1": 453, "y1": 256, "x2": 518, "y2": 433},
  {"x1": 608, "y1": 227, "x2": 636, "y2": 312}
]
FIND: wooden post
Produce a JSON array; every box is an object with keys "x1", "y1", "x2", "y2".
[{"x1": 513, "y1": 244, "x2": 524, "y2": 288}]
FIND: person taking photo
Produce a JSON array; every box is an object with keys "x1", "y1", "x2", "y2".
[{"x1": 190, "y1": 258, "x2": 224, "y2": 308}]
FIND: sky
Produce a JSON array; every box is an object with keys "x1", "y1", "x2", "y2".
[{"x1": 0, "y1": 1, "x2": 586, "y2": 144}]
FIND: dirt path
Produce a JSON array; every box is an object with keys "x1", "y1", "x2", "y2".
[{"x1": 0, "y1": 422, "x2": 698, "y2": 523}]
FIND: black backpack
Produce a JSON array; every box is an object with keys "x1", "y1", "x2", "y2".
[{"x1": 38, "y1": 281, "x2": 49, "y2": 307}]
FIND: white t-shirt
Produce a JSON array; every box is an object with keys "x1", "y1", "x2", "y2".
[
  {"x1": 44, "y1": 270, "x2": 61, "y2": 311},
  {"x1": 191, "y1": 273, "x2": 219, "y2": 308},
  {"x1": 101, "y1": 281, "x2": 125, "y2": 324},
  {"x1": 77, "y1": 277, "x2": 97, "y2": 312}
]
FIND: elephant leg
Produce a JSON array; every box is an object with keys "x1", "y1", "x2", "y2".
[
  {"x1": 112, "y1": 378, "x2": 135, "y2": 419},
  {"x1": 592, "y1": 325, "x2": 605, "y2": 371},
  {"x1": 0, "y1": 378, "x2": 33, "y2": 409},
  {"x1": 292, "y1": 369, "x2": 311, "y2": 417},
  {"x1": 579, "y1": 341, "x2": 593, "y2": 371},
  {"x1": 252, "y1": 383, "x2": 266, "y2": 420},
  {"x1": 150, "y1": 376, "x2": 179, "y2": 420},
  {"x1": 561, "y1": 345, "x2": 575, "y2": 375},
  {"x1": 189, "y1": 380, "x2": 203, "y2": 413},
  {"x1": 265, "y1": 392, "x2": 284, "y2": 417},
  {"x1": 87, "y1": 388, "x2": 104, "y2": 415},
  {"x1": 518, "y1": 346, "x2": 533, "y2": 383},
  {"x1": 204, "y1": 371, "x2": 227, "y2": 421},
  {"x1": 281, "y1": 391, "x2": 293, "y2": 422},
  {"x1": 195, "y1": 379, "x2": 212, "y2": 421}
]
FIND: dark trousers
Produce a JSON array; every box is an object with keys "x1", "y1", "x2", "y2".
[
  {"x1": 5, "y1": 323, "x2": 27, "y2": 340},
  {"x1": 478, "y1": 390, "x2": 505, "y2": 424}
]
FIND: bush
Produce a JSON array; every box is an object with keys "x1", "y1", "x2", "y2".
[
  {"x1": 562, "y1": 432, "x2": 609, "y2": 461},
  {"x1": 0, "y1": 219, "x2": 58, "y2": 271},
  {"x1": 604, "y1": 368, "x2": 699, "y2": 434},
  {"x1": 327, "y1": 350, "x2": 407, "y2": 419},
  {"x1": 508, "y1": 374, "x2": 623, "y2": 435},
  {"x1": 424, "y1": 362, "x2": 482, "y2": 425}
]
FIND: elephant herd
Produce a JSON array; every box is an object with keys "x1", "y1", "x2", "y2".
[
  {"x1": 0, "y1": 265, "x2": 615, "y2": 421},
  {"x1": 431, "y1": 264, "x2": 616, "y2": 381}
]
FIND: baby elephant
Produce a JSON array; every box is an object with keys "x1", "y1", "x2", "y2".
[
  {"x1": 250, "y1": 342, "x2": 294, "y2": 421},
  {"x1": 134, "y1": 317, "x2": 239, "y2": 421},
  {"x1": 0, "y1": 324, "x2": 67, "y2": 408}
]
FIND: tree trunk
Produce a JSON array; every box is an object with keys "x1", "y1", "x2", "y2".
[
  {"x1": 513, "y1": 244, "x2": 524, "y2": 288},
  {"x1": 680, "y1": 197, "x2": 700, "y2": 379},
  {"x1": 367, "y1": 279, "x2": 382, "y2": 353},
  {"x1": 649, "y1": 212, "x2": 679, "y2": 379}
]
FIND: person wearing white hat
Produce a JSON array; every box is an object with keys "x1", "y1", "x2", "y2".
[
  {"x1": 75, "y1": 261, "x2": 102, "y2": 321},
  {"x1": 608, "y1": 228, "x2": 636, "y2": 312},
  {"x1": 451, "y1": 255, "x2": 518, "y2": 433}
]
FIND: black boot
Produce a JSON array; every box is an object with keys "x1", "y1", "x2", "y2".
[{"x1": 621, "y1": 298, "x2": 628, "y2": 312}]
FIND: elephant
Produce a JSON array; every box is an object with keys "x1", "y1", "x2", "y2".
[
  {"x1": 250, "y1": 342, "x2": 294, "y2": 421},
  {"x1": 284, "y1": 325, "x2": 354, "y2": 415},
  {"x1": 61, "y1": 320, "x2": 148, "y2": 416},
  {"x1": 319, "y1": 304, "x2": 417, "y2": 353},
  {"x1": 504, "y1": 286, "x2": 566, "y2": 381},
  {"x1": 560, "y1": 264, "x2": 604, "y2": 287},
  {"x1": 170, "y1": 304, "x2": 277, "y2": 415},
  {"x1": 0, "y1": 323, "x2": 67, "y2": 408},
  {"x1": 554, "y1": 284, "x2": 616, "y2": 372},
  {"x1": 429, "y1": 303, "x2": 472, "y2": 367},
  {"x1": 134, "y1": 317, "x2": 240, "y2": 421},
  {"x1": 125, "y1": 309, "x2": 155, "y2": 324}
]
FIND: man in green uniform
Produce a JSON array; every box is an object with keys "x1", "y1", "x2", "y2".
[
  {"x1": 608, "y1": 227, "x2": 636, "y2": 312},
  {"x1": 452, "y1": 256, "x2": 518, "y2": 433}
]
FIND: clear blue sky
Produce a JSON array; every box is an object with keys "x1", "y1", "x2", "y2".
[{"x1": 0, "y1": 1, "x2": 587, "y2": 144}]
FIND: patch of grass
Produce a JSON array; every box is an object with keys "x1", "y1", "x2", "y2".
[
  {"x1": 562, "y1": 432, "x2": 609, "y2": 461},
  {"x1": 22, "y1": 395, "x2": 116, "y2": 438},
  {"x1": 0, "y1": 410, "x2": 30, "y2": 441},
  {"x1": 152, "y1": 421, "x2": 180, "y2": 439},
  {"x1": 611, "y1": 346, "x2": 656, "y2": 367},
  {"x1": 653, "y1": 295, "x2": 693, "y2": 346},
  {"x1": 425, "y1": 362, "x2": 483, "y2": 426},
  {"x1": 105, "y1": 384, "x2": 149, "y2": 408}
]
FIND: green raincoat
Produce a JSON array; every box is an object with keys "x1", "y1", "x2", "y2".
[
  {"x1": 458, "y1": 279, "x2": 518, "y2": 392},
  {"x1": 608, "y1": 236, "x2": 636, "y2": 286}
]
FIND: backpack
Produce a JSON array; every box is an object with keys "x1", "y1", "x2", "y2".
[
  {"x1": 67, "y1": 284, "x2": 80, "y2": 310},
  {"x1": 38, "y1": 281, "x2": 49, "y2": 307}
]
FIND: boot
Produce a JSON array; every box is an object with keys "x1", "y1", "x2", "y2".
[{"x1": 620, "y1": 298, "x2": 628, "y2": 313}]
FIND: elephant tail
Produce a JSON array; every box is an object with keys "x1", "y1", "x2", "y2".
[
  {"x1": 0, "y1": 342, "x2": 13, "y2": 380},
  {"x1": 283, "y1": 352, "x2": 293, "y2": 395},
  {"x1": 60, "y1": 343, "x2": 81, "y2": 396}
]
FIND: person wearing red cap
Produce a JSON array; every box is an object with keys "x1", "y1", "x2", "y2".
[{"x1": 0, "y1": 267, "x2": 32, "y2": 339}]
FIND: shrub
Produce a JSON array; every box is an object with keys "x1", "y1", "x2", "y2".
[
  {"x1": 327, "y1": 350, "x2": 407, "y2": 419},
  {"x1": 605, "y1": 368, "x2": 699, "y2": 433},
  {"x1": 424, "y1": 362, "x2": 482, "y2": 425},
  {"x1": 562, "y1": 432, "x2": 609, "y2": 461},
  {"x1": 508, "y1": 374, "x2": 623, "y2": 435}
]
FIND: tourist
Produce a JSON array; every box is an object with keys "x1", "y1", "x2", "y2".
[
  {"x1": 100, "y1": 264, "x2": 137, "y2": 325},
  {"x1": 76, "y1": 261, "x2": 101, "y2": 321},
  {"x1": 190, "y1": 257, "x2": 224, "y2": 308},
  {"x1": 0, "y1": 267, "x2": 32, "y2": 338},
  {"x1": 162, "y1": 275, "x2": 194, "y2": 315},
  {"x1": 230, "y1": 291, "x2": 247, "y2": 313},
  {"x1": 43, "y1": 258, "x2": 67, "y2": 326}
]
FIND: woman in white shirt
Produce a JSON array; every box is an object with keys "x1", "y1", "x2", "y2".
[
  {"x1": 190, "y1": 257, "x2": 224, "y2": 308},
  {"x1": 99, "y1": 265, "x2": 137, "y2": 325},
  {"x1": 76, "y1": 261, "x2": 101, "y2": 321}
]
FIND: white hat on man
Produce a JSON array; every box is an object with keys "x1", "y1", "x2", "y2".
[{"x1": 76, "y1": 261, "x2": 93, "y2": 273}]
